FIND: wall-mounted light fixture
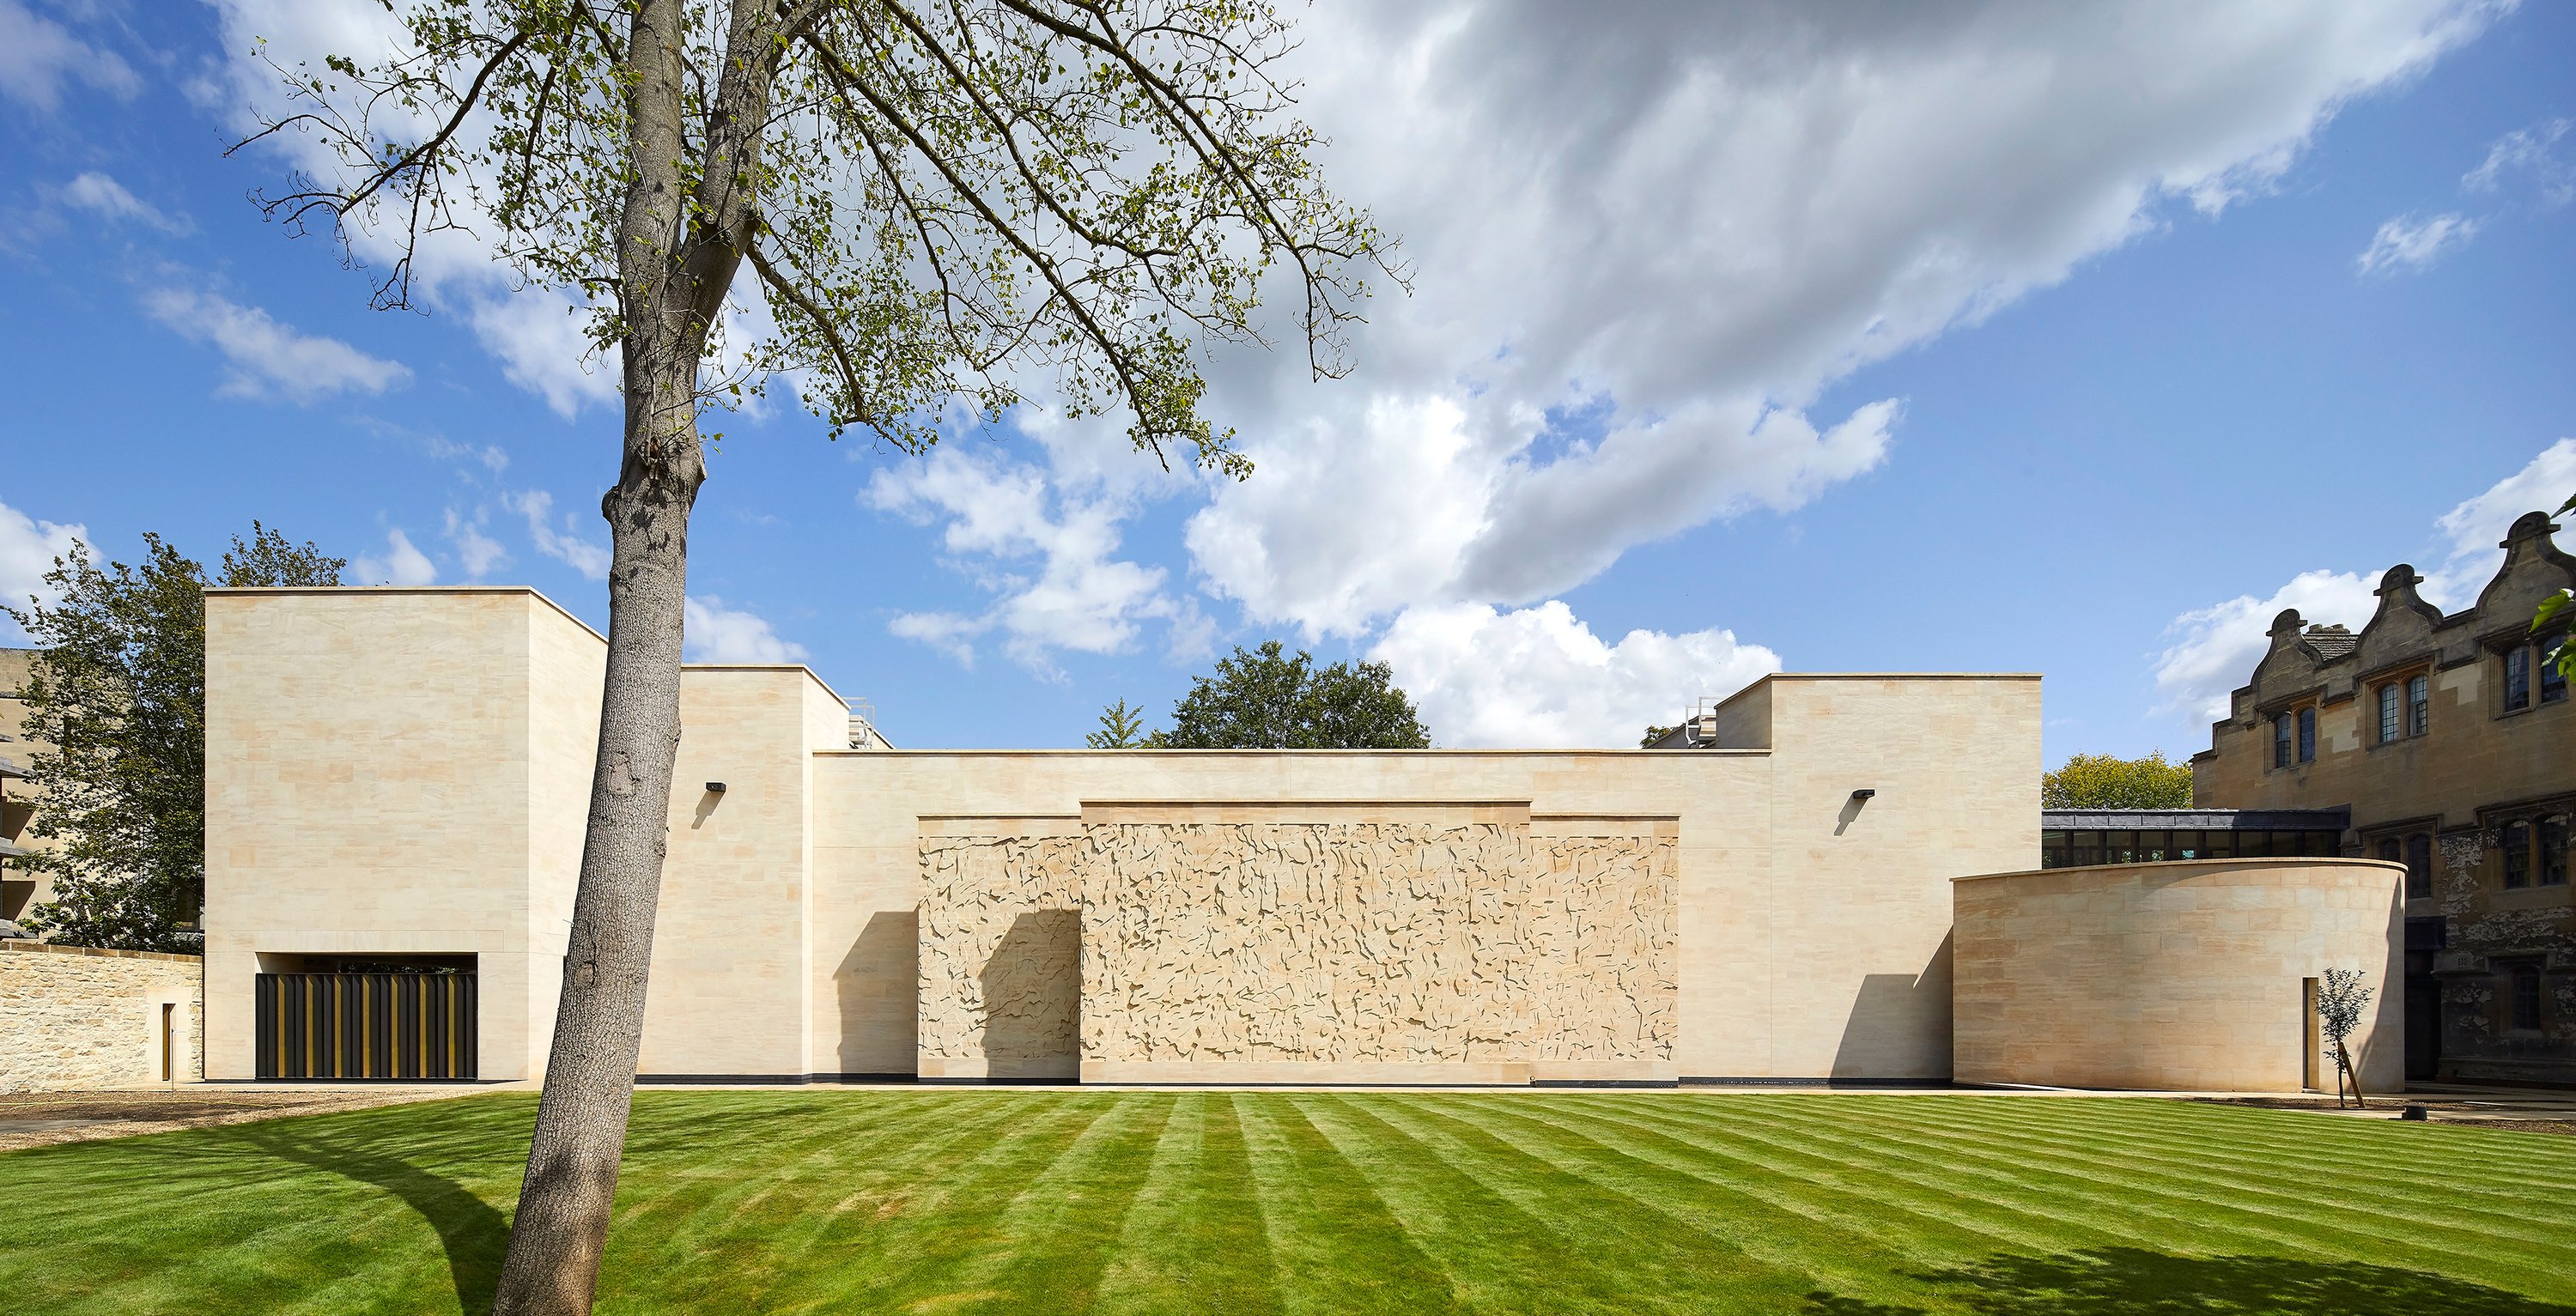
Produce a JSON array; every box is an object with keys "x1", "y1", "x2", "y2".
[
  {"x1": 1850, "y1": 788, "x2": 1876, "y2": 802},
  {"x1": 705, "y1": 782, "x2": 727, "y2": 794}
]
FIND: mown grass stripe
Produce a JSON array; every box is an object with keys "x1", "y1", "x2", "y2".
[
  {"x1": 1236, "y1": 1091, "x2": 1469, "y2": 1315},
  {"x1": 741, "y1": 1094, "x2": 1057, "y2": 1293},
  {"x1": 1849, "y1": 1095, "x2": 2576, "y2": 1199},
  {"x1": 1759, "y1": 1097, "x2": 2576, "y2": 1265},
  {"x1": 1645, "y1": 1096, "x2": 2524, "y2": 1272},
  {"x1": 1313, "y1": 1094, "x2": 1814, "y2": 1313},
  {"x1": 596, "y1": 1089, "x2": 1077, "y2": 1313},
  {"x1": 9, "y1": 1092, "x2": 2576, "y2": 1315},
  {"x1": 1087, "y1": 1093, "x2": 1284, "y2": 1316},
  {"x1": 960, "y1": 1092, "x2": 1178, "y2": 1313},
  {"x1": 1720, "y1": 1095, "x2": 2576, "y2": 1298},
  {"x1": 1539, "y1": 1094, "x2": 2176, "y2": 1264},
  {"x1": 604, "y1": 1093, "x2": 1015, "y2": 1312},
  {"x1": 1886, "y1": 1095, "x2": 2576, "y2": 1191},
  {"x1": 1394, "y1": 1094, "x2": 1914, "y2": 1308},
  {"x1": 1292, "y1": 1094, "x2": 1638, "y2": 1312},
  {"x1": 1836, "y1": 1097, "x2": 2573, "y2": 1228},
  {"x1": 1446, "y1": 1093, "x2": 2079, "y2": 1288}
]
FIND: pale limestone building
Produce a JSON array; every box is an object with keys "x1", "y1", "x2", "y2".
[
  {"x1": 198, "y1": 586, "x2": 2403, "y2": 1089},
  {"x1": 1, "y1": 646, "x2": 54, "y2": 927}
]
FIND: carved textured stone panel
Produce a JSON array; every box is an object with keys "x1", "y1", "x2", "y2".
[
  {"x1": 917, "y1": 833, "x2": 1084, "y2": 1064},
  {"x1": 916, "y1": 816, "x2": 1677, "y2": 1070}
]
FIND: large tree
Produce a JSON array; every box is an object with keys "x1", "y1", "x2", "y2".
[
  {"x1": 1145, "y1": 640, "x2": 1430, "y2": 748},
  {"x1": 242, "y1": 3, "x2": 1389, "y2": 1310},
  {"x1": 2041, "y1": 750, "x2": 2193, "y2": 810},
  {"x1": 4, "y1": 526, "x2": 343, "y2": 951}
]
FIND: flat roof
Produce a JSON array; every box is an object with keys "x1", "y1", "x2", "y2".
[{"x1": 2041, "y1": 806, "x2": 2351, "y2": 831}]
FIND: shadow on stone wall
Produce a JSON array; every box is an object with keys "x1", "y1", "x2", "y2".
[
  {"x1": 1803, "y1": 1246, "x2": 2576, "y2": 1315},
  {"x1": 979, "y1": 909, "x2": 1079, "y2": 1065},
  {"x1": 1829, "y1": 934, "x2": 1951, "y2": 1082},
  {"x1": 835, "y1": 910, "x2": 916, "y2": 1075}
]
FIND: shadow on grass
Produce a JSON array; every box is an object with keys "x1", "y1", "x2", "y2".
[
  {"x1": 1807, "y1": 1247, "x2": 2576, "y2": 1316},
  {"x1": 224, "y1": 1119, "x2": 512, "y2": 1313}
]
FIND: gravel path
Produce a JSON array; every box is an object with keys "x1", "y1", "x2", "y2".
[{"x1": 0, "y1": 1087, "x2": 484, "y2": 1153}]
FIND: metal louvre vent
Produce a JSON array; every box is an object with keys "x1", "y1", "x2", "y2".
[{"x1": 253, "y1": 972, "x2": 477, "y2": 1080}]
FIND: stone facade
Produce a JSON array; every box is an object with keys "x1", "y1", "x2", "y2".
[
  {"x1": 201, "y1": 587, "x2": 2079, "y2": 1087},
  {"x1": 918, "y1": 809, "x2": 1678, "y2": 1084},
  {"x1": 918, "y1": 822, "x2": 1087, "y2": 1080},
  {"x1": 1953, "y1": 859, "x2": 2403, "y2": 1093},
  {"x1": 2191, "y1": 510, "x2": 2574, "y2": 1084},
  {"x1": 1, "y1": 941, "x2": 202, "y2": 1091},
  {"x1": 1, "y1": 646, "x2": 56, "y2": 925}
]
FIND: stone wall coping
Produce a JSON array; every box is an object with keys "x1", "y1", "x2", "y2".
[
  {"x1": 818, "y1": 748, "x2": 1771, "y2": 758},
  {"x1": 207, "y1": 584, "x2": 604, "y2": 642},
  {"x1": 1079, "y1": 797, "x2": 1537, "y2": 808},
  {"x1": 1953, "y1": 857, "x2": 2404, "y2": 884},
  {"x1": 2, "y1": 939, "x2": 203, "y2": 965},
  {"x1": 203, "y1": 585, "x2": 849, "y2": 706},
  {"x1": 1754, "y1": 671, "x2": 2045, "y2": 681}
]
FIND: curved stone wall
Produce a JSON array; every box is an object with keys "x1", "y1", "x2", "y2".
[{"x1": 1952, "y1": 858, "x2": 2403, "y2": 1093}]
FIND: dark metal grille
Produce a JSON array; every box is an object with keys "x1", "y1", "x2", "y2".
[{"x1": 253, "y1": 973, "x2": 477, "y2": 1080}]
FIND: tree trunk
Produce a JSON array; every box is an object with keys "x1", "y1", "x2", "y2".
[
  {"x1": 2339, "y1": 1040, "x2": 2366, "y2": 1110},
  {"x1": 489, "y1": 0, "x2": 705, "y2": 1311}
]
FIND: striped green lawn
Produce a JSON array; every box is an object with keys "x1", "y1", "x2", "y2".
[{"x1": 4, "y1": 1091, "x2": 2572, "y2": 1314}]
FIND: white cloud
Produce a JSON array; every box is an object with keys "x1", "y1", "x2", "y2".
[
  {"x1": 425, "y1": 436, "x2": 509, "y2": 476},
  {"x1": 2152, "y1": 570, "x2": 2381, "y2": 725},
  {"x1": 1171, "y1": 0, "x2": 2496, "y2": 635},
  {"x1": 887, "y1": 612, "x2": 981, "y2": 668},
  {"x1": 57, "y1": 172, "x2": 191, "y2": 234},
  {"x1": 139, "y1": 282, "x2": 411, "y2": 403},
  {"x1": 1370, "y1": 601, "x2": 1781, "y2": 748},
  {"x1": 203, "y1": 0, "x2": 617, "y2": 416},
  {"x1": 467, "y1": 291, "x2": 620, "y2": 418},
  {"x1": 2463, "y1": 117, "x2": 2572, "y2": 205},
  {"x1": 505, "y1": 490, "x2": 611, "y2": 580},
  {"x1": 351, "y1": 527, "x2": 436, "y2": 586},
  {"x1": 204, "y1": 1, "x2": 2499, "y2": 639},
  {"x1": 2153, "y1": 438, "x2": 2576, "y2": 723},
  {"x1": 207, "y1": 0, "x2": 2512, "y2": 729},
  {"x1": 866, "y1": 446, "x2": 1190, "y2": 671},
  {"x1": 0, "y1": 0, "x2": 138, "y2": 110},
  {"x1": 2427, "y1": 437, "x2": 2576, "y2": 600},
  {"x1": 2356, "y1": 211, "x2": 2480, "y2": 275},
  {"x1": 443, "y1": 508, "x2": 508, "y2": 579},
  {"x1": 684, "y1": 596, "x2": 808, "y2": 664},
  {"x1": 0, "y1": 499, "x2": 85, "y2": 642}
]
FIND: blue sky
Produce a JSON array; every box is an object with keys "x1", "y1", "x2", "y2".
[{"x1": 2, "y1": 0, "x2": 2571, "y2": 760}]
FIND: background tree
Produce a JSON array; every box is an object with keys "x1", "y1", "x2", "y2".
[
  {"x1": 245, "y1": 3, "x2": 1390, "y2": 1311},
  {"x1": 1638, "y1": 724, "x2": 1676, "y2": 748},
  {"x1": 4, "y1": 525, "x2": 343, "y2": 951},
  {"x1": 1085, "y1": 697, "x2": 1146, "y2": 749},
  {"x1": 1150, "y1": 640, "x2": 1430, "y2": 749},
  {"x1": 2537, "y1": 492, "x2": 2573, "y2": 688},
  {"x1": 2316, "y1": 967, "x2": 2374, "y2": 1109},
  {"x1": 2042, "y1": 750, "x2": 2193, "y2": 810}
]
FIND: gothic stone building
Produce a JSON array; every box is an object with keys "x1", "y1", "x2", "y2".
[{"x1": 2194, "y1": 510, "x2": 2575, "y2": 1086}]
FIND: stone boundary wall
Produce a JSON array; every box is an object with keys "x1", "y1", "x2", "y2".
[{"x1": 0, "y1": 941, "x2": 203, "y2": 1091}]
